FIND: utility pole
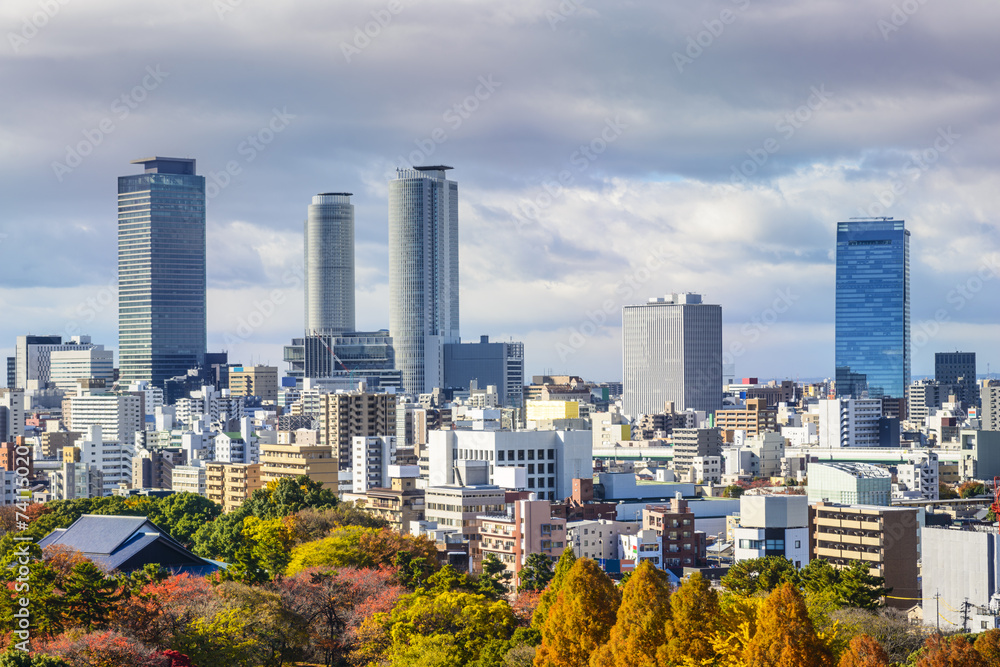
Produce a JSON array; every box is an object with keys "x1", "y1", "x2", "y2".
[
  {"x1": 936, "y1": 591, "x2": 941, "y2": 633},
  {"x1": 962, "y1": 598, "x2": 971, "y2": 633}
]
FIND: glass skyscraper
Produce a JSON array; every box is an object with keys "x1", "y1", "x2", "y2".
[
  {"x1": 304, "y1": 192, "x2": 355, "y2": 336},
  {"x1": 118, "y1": 157, "x2": 207, "y2": 388},
  {"x1": 835, "y1": 219, "x2": 910, "y2": 399},
  {"x1": 388, "y1": 166, "x2": 459, "y2": 395}
]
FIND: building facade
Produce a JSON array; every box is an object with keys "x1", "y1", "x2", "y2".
[
  {"x1": 305, "y1": 193, "x2": 355, "y2": 337},
  {"x1": 733, "y1": 495, "x2": 809, "y2": 567},
  {"x1": 229, "y1": 365, "x2": 278, "y2": 402},
  {"x1": 807, "y1": 462, "x2": 892, "y2": 506},
  {"x1": 317, "y1": 392, "x2": 397, "y2": 470},
  {"x1": 388, "y1": 166, "x2": 460, "y2": 395},
  {"x1": 118, "y1": 157, "x2": 207, "y2": 387},
  {"x1": 622, "y1": 293, "x2": 723, "y2": 418},
  {"x1": 443, "y1": 336, "x2": 525, "y2": 408},
  {"x1": 835, "y1": 219, "x2": 910, "y2": 399},
  {"x1": 935, "y1": 352, "x2": 978, "y2": 409}
]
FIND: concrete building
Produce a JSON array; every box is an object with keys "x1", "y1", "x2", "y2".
[
  {"x1": 171, "y1": 464, "x2": 206, "y2": 495},
  {"x1": 260, "y1": 432, "x2": 339, "y2": 489},
  {"x1": 935, "y1": 352, "x2": 978, "y2": 410},
  {"x1": 132, "y1": 447, "x2": 184, "y2": 490},
  {"x1": 354, "y1": 474, "x2": 425, "y2": 533},
  {"x1": 567, "y1": 518, "x2": 643, "y2": 561},
  {"x1": 907, "y1": 380, "x2": 958, "y2": 426},
  {"x1": 733, "y1": 495, "x2": 809, "y2": 567},
  {"x1": 895, "y1": 451, "x2": 939, "y2": 501},
  {"x1": 388, "y1": 166, "x2": 460, "y2": 395},
  {"x1": 818, "y1": 398, "x2": 883, "y2": 448},
  {"x1": 424, "y1": 484, "x2": 505, "y2": 571},
  {"x1": 49, "y1": 345, "x2": 114, "y2": 391},
  {"x1": 318, "y1": 392, "x2": 396, "y2": 470},
  {"x1": 205, "y1": 462, "x2": 262, "y2": 513},
  {"x1": 351, "y1": 436, "x2": 398, "y2": 494},
  {"x1": 304, "y1": 192, "x2": 355, "y2": 336},
  {"x1": 229, "y1": 365, "x2": 278, "y2": 402},
  {"x1": 214, "y1": 431, "x2": 257, "y2": 465},
  {"x1": 807, "y1": 462, "x2": 892, "y2": 506},
  {"x1": 480, "y1": 498, "x2": 567, "y2": 588},
  {"x1": 427, "y1": 429, "x2": 593, "y2": 501},
  {"x1": 0, "y1": 388, "x2": 25, "y2": 440},
  {"x1": 643, "y1": 497, "x2": 708, "y2": 568},
  {"x1": 622, "y1": 293, "x2": 723, "y2": 418},
  {"x1": 525, "y1": 399, "x2": 580, "y2": 425},
  {"x1": 810, "y1": 502, "x2": 920, "y2": 609},
  {"x1": 118, "y1": 158, "x2": 207, "y2": 388},
  {"x1": 716, "y1": 399, "x2": 778, "y2": 438},
  {"x1": 15, "y1": 335, "x2": 105, "y2": 390},
  {"x1": 592, "y1": 411, "x2": 631, "y2": 451},
  {"x1": 672, "y1": 428, "x2": 723, "y2": 477},
  {"x1": 77, "y1": 426, "x2": 132, "y2": 494},
  {"x1": 283, "y1": 332, "x2": 399, "y2": 388},
  {"x1": 443, "y1": 336, "x2": 525, "y2": 408},
  {"x1": 982, "y1": 385, "x2": 1000, "y2": 432},
  {"x1": 922, "y1": 525, "x2": 1000, "y2": 632},
  {"x1": 65, "y1": 393, "x2": 143, "y2": 447}
]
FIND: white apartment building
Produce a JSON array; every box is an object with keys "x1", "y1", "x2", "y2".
[
  {"x1": 817, "y1": 398, "x2": 882, "y2": 448},
  {"x1": 172, "y1": 464, "x2": 207, "y2": 495},
  {"x1": 567, "y1": 519, "x2": 644, "y2": 561},
  {"x1": 895, "y1": 450, "x2": 939, "y2": 501},
  {"x1": 79, "y1": 425, "x2": 133, "y2": 494},
  {"x1": 49, "y1": 346, "x2": 114, "y2": 391},
  {"x1": 733, "y1": 495, "x2": 809, "y2": 567},
  {"x1": 215, "y1": 431, "x2": 258, "y2": 465},
  {"x1": 352, "y1": 435, "x2": 398, "y2": 493},
  {"x1": 66, "y1": 393, "x2": 143, "y2": 445}
]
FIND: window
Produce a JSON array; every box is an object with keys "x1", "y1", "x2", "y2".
[
  {"x1": 518, "y1": 450, "x2": 525, "y2": 461},
  {"x1": 795, "y1": 540, "x2": 801, "y2": 549},
  {"x1": 528, "y1": 464, "x2": 535, "y2": 474},
  {"x1": 765, "y1": 539, "x2": 785, "y2": 551},
  {"x1": 528, "y1": 450, "x2": 535, "y2": 460},
  {"x1": 548, "y1": 449, "x2": 555, "y2": 459},
  {"x1": 498, "y1": 451, "x2": 505, "y2": 461},
  {"x1": 528, "y1": 478, "x2": 535, "y2": 488},
  {"x1": 549, "y1": 477, "x2": 555, "y2": 488},
  {"x1": 538, "y1": 449, "x2": 545, "y2": 459}
]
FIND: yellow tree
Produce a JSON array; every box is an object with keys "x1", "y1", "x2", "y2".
[
  {"x1": 974, "y1": 629, "x2": 1000, "y2": 666},
  {"x1": 743, "y1": 582, "x2": 834, "y2": 667},
  {"x1": 535, "y1": 558, "x2": 621, "y2": 667},
  {"x1": 657, "y1": 572, "x2": 720, "y2": 666},
  {"x1": 838, "y1": 635, "x2": 891, "y2": 667},
  {"x1": 589, "y1": 560, "x2": 671, "y2": 667},
  {"x1": 917, "y1": 634, "x2": 987, "y2": 667},
  {"x1": 532, "y1": 547, "x2": 577, "y2": 629}
]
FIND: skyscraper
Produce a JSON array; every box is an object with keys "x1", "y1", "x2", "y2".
[
  {"x1": 304, "y1": 193, "x2": 355, "y2": 336},
  {"x1": 835, "y1": 219, "x2": 910, "y2": 399},
  {"x1": 388, "y1": 166, "x2": 459, "y2": 395},
  {"x1": 935, "y1": 351, "x2": 978, "y2": 408},
  {"x1": 622, "y1": 293, "x2": 723, "y2": 418},
  {"x1": 118, "y1": 157, "x2": 207, "y2": 388}
]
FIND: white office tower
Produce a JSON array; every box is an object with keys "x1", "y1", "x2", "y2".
[
  {"x1": 79, "y1": 425, "x2": 133, "y2": 495},
  {"x1": 622, "y1": 293, "x2": 723, "y2": 419},
  {"x1": 388, "y1": 166, "x2": 460, "y2": 395},
  {"x1": 49, "y1": 346, "x2": 114, "y2": 391},
  {"x1": 817, "y1": 397, "x2": 882, "y2": 447},
  {"x1": 305, "y1": 193, "x2": 355, "y2": 336},
  {"x1": 352, "y1": 435, "x2": 398, "y2": 493}
]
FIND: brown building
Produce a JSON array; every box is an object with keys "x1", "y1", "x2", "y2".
[
  {"x1": 643, "y1": 497, "x2": 707, "y2": 568},
  {"x1": 229, "y1": 365, "x2": 279, "y2": 402},
  {"x1": 41, "y1": 430, "x2": 81, "y2": 459},
  {"x1": 743, "y1": 380, "x2": 797, "y2": 408},
  {"x1": 132, "y1": 447, "x2": 185, "y2": 490},
  {"x1": 479, "y1": 498, "x2": 567, "y2": 589},
  {"x1": 715, "y1": 398, "x2": 778, "y2": 438},
  {"x1": 206, "y1": 462, "x2": 263, "y2": 513},
  {"x1": 318, "y1": 392, "x2": 396, "y2": 470},
  {"x1": 550, "y1": 478, "x2": 618, "y2": 522},
  {"x1": 260, "y1": 431, "x2": 339, "y2": 489},
  {"x1": 0, "y1": 438, "x2": 33, "y2": 479},
  {"x1": 809, "y1": 502, "x2": 920, "y2": 609},
  {"x1": 354, "y1": 476, "x2": 425, "y2": 533}
]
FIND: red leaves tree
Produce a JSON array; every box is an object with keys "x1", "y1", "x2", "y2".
[
  {"x1": 916, "y1": 634, "x2": 987, "y2": 667},
  {"x1": 743, "y1": 582, "x2": 834, "y2": 667},
  {"x1": 839, "y1": 634, "x2": 891, "y2": 667}
]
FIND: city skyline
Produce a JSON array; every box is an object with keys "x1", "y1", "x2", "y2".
[{"x1": 2, "y1": 1, "x2": 1000, "y2": 382}]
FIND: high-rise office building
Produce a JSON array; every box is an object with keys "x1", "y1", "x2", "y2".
[
  {"x1": 935, "y1": 351, "x2": 978, "y2": 408},
  {"x1": 305, "y1": 193, "x2": 355, "y2": 336},
  {"x1": 622, "y1": 293, "x2": 723, "y2": 418},
  {"x1": 388, "y1": 166, "x2": 459, "y2": 395},
  {"x1": 118, "y1": 157, "x2": 207, "y2": 388},
  {"x1": 835, "y1": 218, "x2": 910, "y2": 399},
  {"x1": 443, "y1": 335, "x2": 525, "y2": 408},
  {"x1": 15, "y1": 335, "x2": 102, "y2": 390}
]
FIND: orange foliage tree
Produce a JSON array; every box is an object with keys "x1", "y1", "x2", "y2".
[
  {"x1": 743, "y1": 582, "x2": 834, "y2": 667},
  {"x1": 838, "y1": 634, "x2": 891, "y2": 667},
  {"x1": 657, "y1": 571, "x2": 720, "y2": 666},
  {"x1": 974, "y1": 629, "x2": 1000, "y2": 666},
  {"x1": 589, "y1": 560, "x2": 671, "y2": 667},
  {"x1": 917, "y1": 634, "x2": 987, "y2": 667},
  {"x1": 535, "y1": 558, "x2": 620, "y2": 667}
]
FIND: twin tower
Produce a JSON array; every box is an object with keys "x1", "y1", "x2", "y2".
[{"x1": 305, "y1": 166, "x2": 460, "y2": 395}]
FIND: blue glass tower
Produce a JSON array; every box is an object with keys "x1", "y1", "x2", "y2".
[
  {"x1": 835, "y1": 219, "x2": 910, "y2": 399},
  {"x1": 118, "y1": 157, "x2": 207, "y2": 388}
]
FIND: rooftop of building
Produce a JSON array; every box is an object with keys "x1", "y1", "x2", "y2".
[{"x1": 809, "y1": 461, "x2": 892, "y2": 478}]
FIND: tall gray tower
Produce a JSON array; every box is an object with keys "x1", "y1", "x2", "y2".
[
  {"x1": 304, "y1": 193, "x2": 355, "y2": 336},
  {"x1": 118, "y1": 157, "x2": 206, "y2": 388},
  {"x1": 388, "y1": 166, "x2": 459, "y2": 395}
]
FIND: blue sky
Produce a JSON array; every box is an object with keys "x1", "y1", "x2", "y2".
[{"x1": 2, "y1": 0, "x2": 999, "y2": 383}]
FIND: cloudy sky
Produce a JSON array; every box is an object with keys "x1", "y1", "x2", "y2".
[{"x1": 2, "y1": 0, "x2": 999, "y2": 384}]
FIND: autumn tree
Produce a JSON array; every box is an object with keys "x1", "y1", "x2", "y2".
[
  {"x1": 535, "y1": 558, "x2": 620, "y2": 667},
  {"x1": 60, "y1": 561, "x2": 126, "y2": 632},
  {"x1": 517, "y1": 552, "x2": 554, "y2": 593},
  {"x1": 658, "y1": 571, "x2": 720, "y2": 666},
  {"x1": 916, "y1": 634, "x2": 987, "y2": 667},
  {"x1": 958, "y1": 482, "x2": 987, "y2": 499},
  {"x1": 722, "y1": 556, "x2": 800, "y2": 597},
  {"x1": 532, "y1": 547, "x2": 576, "y2": 629},
  {"x1": 838, "y1": 634, "x2": 890, "y2": 667},
  {"x1": 743, "y1": 582, "x2": 834, "y2": 667},
  {"x1": 974, "y1": 629, "x2": 1000, "y2": 665},
  {"x1": 832, "y1": 607, "x2": 930, "y2": 665},
  {"x1": 588, "y1": 560, "x2": 670, "y2": 667},
  {"x1": 285, "y1": 525, "x2": 437, "y2": 577},
  {"x1": 110, "y1": 573, "x2": 215, "y2": 648}
]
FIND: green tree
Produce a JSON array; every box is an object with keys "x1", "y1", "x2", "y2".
[
  {"x1": 142, "y1": 492, "x2": 222, "y2": 546},
  {"x1": 589, "y1": 560, "x2": 671, "y2": 667},
  {"x1": 60, "y1": 561, "x2": 125, "y2": 632},
  {"x1": 532, "y1": 547, "x2": 576, "y2": 629},
  {"x1": 535, "y1": 558, "x2": 620, "y2": 667},
  {"x1": 242, "y1": 475, "x2": 339, "y2": 520},
  {"x1": 939, "y1": 484, "x2": 959, "y2": 500},
  {"x1": 800, "y1": 558, "x2": 842, "y2": 596},
  {"x1": 478, "y1": 554, "x2": 513, "y2": 600},
  {"x1": 723, "y1": 485, "x2": 745, "y2": 498},
  {"x1": 285, "y1": 525, "x2": 437, "y2": 577},
  {"x1": 836, "y1": 561, "x2": 890, "y2": 610},
  {"x1": 0, "y1": 651, "x2": 69, "y2": 667},
  {"x1": 743, "y1": 582, "x2": 834, "y2": 667},
  {"x1": 959, "y1": 482, "x2": 987, "y2": 499},
  {"x1": 226, "y1": 516, "x2": 295, "y2": 584},
  {"x1": 658, "y1": 572, "x2": 720, "y2": 666},
  {"x1": 721, "y1": 556, "x2": 800, "y2": 597},
  {"x1": 517, "y1": 552, "x2": 554, "y2": 593}
]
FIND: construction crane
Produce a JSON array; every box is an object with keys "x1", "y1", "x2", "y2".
[
  {"x1": 992, "y1": 477, "x2": 1000, "y2": 522},
  {"x1": 315, "y1": 336, "x2": 354, "y2": 382}
]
